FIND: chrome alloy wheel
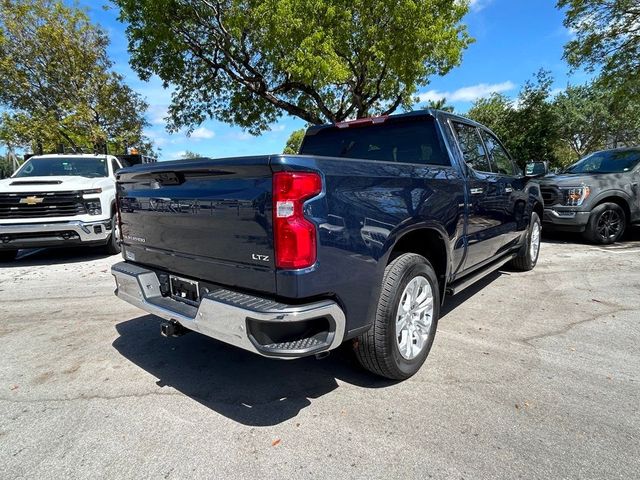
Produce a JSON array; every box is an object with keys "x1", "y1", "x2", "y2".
[
  {"x1": 395, "y1": 276, "x2": 434, "y2": 360},
  {"x1": 530, "y1": 220, "x2": 541, "y2": 260}
]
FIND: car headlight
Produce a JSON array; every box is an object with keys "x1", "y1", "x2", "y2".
[
  {"x1": 84, "y1": 200, "x2": 102, "y2": 215},
  {"x1": 562, "y1": 186, "x2": 591, "y2": 206},
  {"x1": 82, "y1": 188, "x2": 103, "y2": 196}
]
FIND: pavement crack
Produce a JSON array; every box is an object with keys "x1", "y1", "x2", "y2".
[
  {"x1": 520, "y1": 307, "x2": 634, "y2": 347},
  {"x1": 0, "y1": 390, "x2": 183, "y2": 404}
]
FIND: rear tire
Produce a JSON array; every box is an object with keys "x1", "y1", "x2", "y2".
[
  {"x1": 0, "y1": 250, "x2": 18, "y2": 262},
  {"x1": 509, "y1": 211, "x2": 541, "y2": 271},
  {"x1": 104, "y1": 213, "x2": 121, "y2": 255},
  {"x1": 355, "y1": 253, "x2": 440, "y2": 380},
  {"x1": 583, "y1": 202, "x2": 626, "y2": 245}
]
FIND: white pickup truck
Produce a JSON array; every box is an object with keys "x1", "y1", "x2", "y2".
[{"x1": 0, "y1": 154, "x2": 124, "y2": 261}]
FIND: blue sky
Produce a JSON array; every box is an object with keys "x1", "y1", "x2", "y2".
[{"x1": 78, "y1": 0, "x2": 589, "y2": 160}]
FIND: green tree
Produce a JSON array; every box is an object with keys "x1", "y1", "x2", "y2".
[
  {"x1": 114, "y1": 0, "x2": 473, "y2": 135},
  {"x1": 510, "y1": 70, "x2": 560, "y2": 166},
  {"x1": 180, "y1": 150, "x2": 203, "y2": 159},
  {"x1": 425, "y1": 98, "x2": 454, "y2": 113},
  {"x1": 0, "y1": 0, "x2": 154, "y2": 154},
  {"x1": 605, "y1": 93, "x2": 640, "y2": 149},
  {"x1": 554, "y1": 78, "x2": 640, "y2": 165},
  {"x1": 558, "y1": 0, "x2": 640, "y2": 98},
  {"x1": 467, "y1": 70, "x2": 561, "y2": 168},
  {"x1": 0, "y1": 155, "x2": 13, "y2": 179},
  {"x1": 468, "y1": 72, "x2": 640, "y2": 169},
  {"x1": 283, "y1": 128, "x2": 306, "y2": 154},
  {"x1": 554, "y1": 83, "x2": 609, "y2": 162},
  {"x1": 466, "y1": 93, "x2": 512, "y2": 144}
]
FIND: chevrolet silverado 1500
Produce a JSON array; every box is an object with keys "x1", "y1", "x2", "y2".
[{"x1": 111, "y1": 110, "x2": 544, "y2": 380}]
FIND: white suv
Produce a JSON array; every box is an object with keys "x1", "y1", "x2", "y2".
[{"x1": 0, "y1": 154, "x2": 123, "y2": 261}]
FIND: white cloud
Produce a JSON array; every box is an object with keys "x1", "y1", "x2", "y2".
[
  {"x1": 228, "y1": 131, "x2": 253, "y2": 141},
  {"x1": 418, "y1": 81, "x2": 516, "y2": 103},
  {"x1": 152, "y1": 136, "x2": 169, "y2": 147},
  {"x1": 147, "y1": 104, "x2": 169, "y2": 126},
  {"x1": 467, "y1": 0, "x2": 492, "y2": 12},
  {"x1": 190, "y1": 127, "x2": 216, "y2": 140},
  {"x1": 166, "y1": 150, "x2": 187, "y2": 159}
]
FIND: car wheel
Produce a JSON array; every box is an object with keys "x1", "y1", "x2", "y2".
[
  {"x1": 583, "y1": 203, "x2": 626, "y2": 245},
  {"x1": 104, "y1": 213, "x2": 121, "y2": 255},
  {"x1": 509, "y1": 211, "x2": 541, "y2": 271},
  {"x1": 0, "y1": 250, "x2": 18, "y2": 262},
  {"x1": 355, "y1": 253, "x2": 440, "y2": 380}
]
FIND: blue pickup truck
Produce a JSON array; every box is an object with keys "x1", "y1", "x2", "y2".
[{"x1": 111, "y1": 109, "x2": 543, "y2": 380}]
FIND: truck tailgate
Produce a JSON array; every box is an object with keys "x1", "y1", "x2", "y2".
[{"x1": 116, "y1": 157, "x2": 276, "y2": 293}]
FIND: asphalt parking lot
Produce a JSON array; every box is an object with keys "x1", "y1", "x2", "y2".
[{"x1": 1, "y1": 231, "x2": 639, "y2": 480}]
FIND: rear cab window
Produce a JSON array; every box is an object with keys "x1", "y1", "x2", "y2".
[{"x1": 299, "y1": 116, "x2": 451, "y2": 166}]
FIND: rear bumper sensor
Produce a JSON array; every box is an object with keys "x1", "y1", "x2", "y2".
[{"x1": 111, "y1": 261, "x2": 346, "y2": 359}]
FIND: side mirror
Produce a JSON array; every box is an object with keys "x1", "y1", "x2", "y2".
[{"x1": 525, "y1": 161, "x2": 549, "y2": 177}]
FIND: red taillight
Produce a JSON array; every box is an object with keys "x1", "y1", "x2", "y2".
[{"x1": 273, "y1": 171, "x2": 322, "y2": 269}]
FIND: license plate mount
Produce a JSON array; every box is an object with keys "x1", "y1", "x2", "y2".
[{"x1": 169, "y1": 275, "x2": 200, "y2": 304}]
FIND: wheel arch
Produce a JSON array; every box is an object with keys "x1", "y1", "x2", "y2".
[
  {"x1": 591, "y1": 195, "x2": 631, "y2": 223},
  {"x1": 532, "y1": 200, "x2": 543, "y2": 220},
  {"x1": 385, "y1": 226, "x2": 450, "y2": 302}
]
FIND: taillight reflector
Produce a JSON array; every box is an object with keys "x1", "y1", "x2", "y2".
[{"x1": 273, "y1": 172, "x2": 322, "y2": 269}]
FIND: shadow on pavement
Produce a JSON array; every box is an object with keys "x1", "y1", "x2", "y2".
[
  {"x1": 113, "y1": 315, "x2": 396, "y2": 426},
  {"x1": 0, "y1": 247, "x2": 112, "y2": 268},
  {"x1": 440, "y1": 270, "x2": 503, "y2": 319}
]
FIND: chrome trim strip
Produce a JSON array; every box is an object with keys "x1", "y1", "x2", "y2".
[{"x1": 111, "y1": 262, "x2": 346, "y2": 359}]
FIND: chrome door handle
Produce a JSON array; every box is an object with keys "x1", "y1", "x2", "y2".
[{"x1": 470, "y1": 188, "x2": 483, "y2": 195}]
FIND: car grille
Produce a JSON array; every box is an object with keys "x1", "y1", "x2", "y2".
[
  {"x1": 540, "y1": 186, "x2": 563, "y2": 207},
  {"x1": 0, "y1": 191, "x2": 87, "y2": 219}
]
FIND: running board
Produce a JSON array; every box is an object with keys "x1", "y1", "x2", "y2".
[{"x1": 446, "y1": 253, "x2": 517, "y2": 296}]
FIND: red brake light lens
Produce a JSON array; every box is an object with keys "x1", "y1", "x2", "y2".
[{"x1": 273, "y1": 171, "x2": 322, "y2": 269}]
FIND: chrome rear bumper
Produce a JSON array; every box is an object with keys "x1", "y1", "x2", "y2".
[{"x1": 111, "y1": 262, "x2": 346, "y2": 359}]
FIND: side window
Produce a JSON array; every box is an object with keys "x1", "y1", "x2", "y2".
[
  {"x1": 110, "y1": 158, "x2": 121, "y2": 175},
  {"x1": 480, "y1": 131, "x2": 515, "y2": 175},
  {"x1": 451, "y1": 122, "x2": 491, "y2": 172}
]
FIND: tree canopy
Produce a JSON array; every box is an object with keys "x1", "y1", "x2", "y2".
[
  {"x1": 180, "y1": 150, "x2": 204, "y2": 159},
  {"x1": 467, "y1": 71, "x2": 640, "y2": 168},
  {"x1": 0, "y1": 155, "x2": 14, "y2": 179},
  {"x1": 467, "y1": 70, "x2": 561, "y2": 167},
  {"x1": 559, "y1": 0, "x2": 640, "y2": 99},
  {"x1": 283, "y1": 128, "x2": 305, "y2": 154},
  {"x1": 0, "y1": 0, "x2": 154, "y2": 154},
  {"x1": 425, "y1": 98, "x2": 454, "y2": 113},
  {"x1": 114, "y1": 0, "x2": 473, "y2": 135}
]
